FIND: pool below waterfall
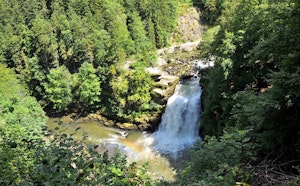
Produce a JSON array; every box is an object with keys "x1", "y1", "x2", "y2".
[{"x1": 47, "y1": 77, "x2": 202, "y2": 182}]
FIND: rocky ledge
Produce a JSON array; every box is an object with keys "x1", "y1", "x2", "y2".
[{"x1": 146, "y1": 67, "x2": 180, "y2": 105}]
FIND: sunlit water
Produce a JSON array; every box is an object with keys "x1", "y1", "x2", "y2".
[
  {"x1": 47, "y1": 78, "x2": 202, "y2": 182},
  {"x1": 148, "y1": 77, "x2": 201, "y2": 156},
  {"x1": 47, "y1": 119, "x2": 177, "y2": 181}
]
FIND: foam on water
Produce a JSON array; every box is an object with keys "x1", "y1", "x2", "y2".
[{"x1": 148, "y1": 78, "x2": 202, "y2": 156}]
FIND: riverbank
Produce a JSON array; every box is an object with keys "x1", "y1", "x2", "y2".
[{"x1": 58, "y1": 112, "x2": 142, "y2": 130}]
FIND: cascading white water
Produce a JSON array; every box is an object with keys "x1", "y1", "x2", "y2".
[
  {"x1": 150, "y1": 77, "x2": 202, "y2": 155},
  {"x1": 47, "y1": 77, "x2": 202, "y2": 181}
]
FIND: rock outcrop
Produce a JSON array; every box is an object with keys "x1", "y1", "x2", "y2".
[
  {"x1": 147, "y1": 67, "x2": 180, "y2": 105},
  {"x1": 116, "y1": 122, "x2": 138, "y2": 130},
  {"x1": 157, "y1": 40, "x2": 200, "y2": 56},
  {"x1": 170, "y1": 6, "x2": 202, "y2": 44}
]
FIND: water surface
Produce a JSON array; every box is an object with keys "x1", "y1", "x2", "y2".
[{"x1": 47, "y1": 118, "x2": 176, "y2": 181}]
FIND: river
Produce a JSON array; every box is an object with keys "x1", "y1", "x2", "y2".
[{"x1": 47, "y1": 119, "x2": 177, "y2": 181}]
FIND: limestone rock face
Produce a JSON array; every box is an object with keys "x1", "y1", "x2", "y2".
[
  {"x1": 147, "y1": 67, "x2": 179, "y2": 105},
  {"x1": 169, "y1": 6, "x2": 202, "y2": 44}
]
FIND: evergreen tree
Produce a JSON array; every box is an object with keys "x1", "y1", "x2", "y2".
[{"x1": 0, "y1": 0, "x2": 179, "y2": 123}]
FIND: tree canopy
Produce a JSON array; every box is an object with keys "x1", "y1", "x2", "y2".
[
  {"x1": 0, "y1": 0, "x2": 179, "y2": 121},
  {"x1": 0, "y1": 1, "x2": 179, "y2": 184},
  {"x1": 0, "y1": 60, "x2": 151, "y2": 186},
  {"x1": 178, "y1": 0, "x2": 300, "y2": 185}
]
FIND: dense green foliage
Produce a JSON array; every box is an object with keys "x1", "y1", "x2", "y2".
[
  {"x1": 0, "y1": 63, "x2": 46, "y2": 130},
  {"x1": 76, "y1": 62, "x2": 102, "y2": 110},
  {"x1": 0, "y1": 64, "x2": 45, "y2": 183},
  {"x1": 0, "y1": 1, "x2": 181, "y2": 185},
  {"x1": 0, "y1": 0, "x2": 178, "y2": 122},
  {"x1": 179, "y1": 130, "x2": 254, "y2": 185},
  {"x1": 0, "y1": 0, "x2": 181, "y2": 184},
  {"x1": 0, "y1": 64, "x2": 151, "y2": 185},
  {"x1": 1, "y1": 128, "x2": 151, "y2": 185},
  {"x1": 0, "y1": 1, "x2": 180, "y2": 185},
  {"x1": 177, "y1": 0, "x2": 300, "y2": 185},
  {"x1": 2, "y1": 0, "x2": 299, "y2": 185},
  {"x1": 44, "y1": 65, "x2": 73, "y2": 111}
]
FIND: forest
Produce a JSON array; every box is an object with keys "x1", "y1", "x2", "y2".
[
  {"x1": 0, "y1": 0, "x2": 178, "y2": 123},
  {"x1": 0, "y1": 0, "x2": 300, "y2": 185},
  {"x1": 0, "y1": 0, "x2": 177, "y2": 184},
  {"x1": 183, "y1": 0, "x2": 300, "y2": 185}
]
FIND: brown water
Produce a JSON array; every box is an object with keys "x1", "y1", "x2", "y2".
[{"x1": 47, "y1": 118, "x2": 177, "y2": 181}]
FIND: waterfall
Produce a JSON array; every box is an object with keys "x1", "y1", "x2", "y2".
[{"x1": 151, "y1": 77, "x2": 202, "y2": 155}]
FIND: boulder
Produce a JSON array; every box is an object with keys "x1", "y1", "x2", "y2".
[
  {"x1": 138, "y1": 123, "x2": 152, "y2": 131},
  {"x1": 103, "y1": 120, "x2": 115, "y2": 127},
  {"x1": 146, "y1": 112, "x2": 163, "y2": 131},
  {"x1": 151, "y1": 75, "x2": 179, "y2": 104},
  {"x1": 157, "y1": 74, "x2": 179, "y2": 87},
  {"x1": 116, "y1": 123, "x2": 138, "y2": 130},
  {"x1": 60, "y1": 116, "x2": 74, "y2": 123},
  {"x1": 157, "y1": 57, "x2": 167, "y2": 66},
  {"x1": 152, "y1": 88, "x2": 168, "y2": 105},
  {"x1": 146, "y1": 67, "x2": 167, "y2": 76}
]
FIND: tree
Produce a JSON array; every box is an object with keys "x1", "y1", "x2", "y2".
[
  {"x1": 0, "y1": 63, "x2": 46, "y2": 128},
  {"x1": 76, "y1": 62, "x2": 102, "y2": 110},
  {"x1": 150, "y1": 0, "x2": 178, "y2": 48},
  {"x1": 0, "y1": 63, "x2": 46, "y2": 185},
  {"x1": 233, "y1": 69, "x2": 300, "y2": 158},
  {"x1": 127, "y1": 11, "x2": 154, "y2": 59},
  {"x1": 127, "y1": 68, "x2": 154, "y2": 112},
  {"x1": 102, "y1": 0, "x2": 133, "y2": 65},
  {"x1": 44, "y1": 65, "x2": 73, "y2": 111},
  {"x1": 31, "y1": 16, "x2": 59, "y2": 70},
  {"x1": 198, "y1": 0, "x2": 300, "y2": 184},
  {"x1": 198, "y1": 0, "x2": 224, "y2": 25}
]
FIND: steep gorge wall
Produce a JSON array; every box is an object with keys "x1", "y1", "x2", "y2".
[{"x1": 170, "y1": 5, "x2": 203, "y2": 44}]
